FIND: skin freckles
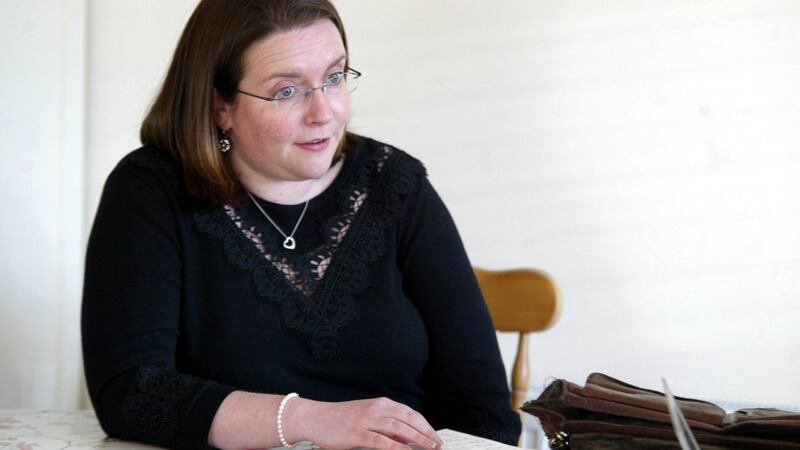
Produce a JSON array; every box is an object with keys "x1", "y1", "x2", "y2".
[{"x1": 214, "y1": 19, "x2": 350, "y2": 204}]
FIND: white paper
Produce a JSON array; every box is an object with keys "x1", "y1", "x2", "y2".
[
  {"x1": 423, "y1": 428, "x2": 524, "y2": 449},
  {"x1": 268, "y1": 428, "x2": 526, "y2": 450}
]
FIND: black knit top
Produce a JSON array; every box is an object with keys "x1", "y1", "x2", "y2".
[{"x1": 81, "y1": 135, "x2": 520, "y2": 449}]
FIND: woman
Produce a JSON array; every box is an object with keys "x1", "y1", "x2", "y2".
[{"x1": 81, "y1": 1, "x2": 520, "y2": 449}]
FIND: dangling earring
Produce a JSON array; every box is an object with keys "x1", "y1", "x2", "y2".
[{"x1": 218, "y1": 129, "x2": 231, "y2": 153}]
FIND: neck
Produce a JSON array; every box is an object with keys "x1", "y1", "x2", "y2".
[
  {"x1": 247, "y1": 179, "x2": 315, "y2": 205},
  {"x1": 239, "y1": 158, "x2": 344, "y2": 205}
]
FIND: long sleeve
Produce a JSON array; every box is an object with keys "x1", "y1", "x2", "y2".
[
  {"x1": 82, "y1": 141, "x2": 520, "y2": 448},
  {"x1": 398, "y1": 175, "x2": 522, "y2": 444},
  {"x1": 81, "y1": 156, "x2": 234, "y2": 450}
]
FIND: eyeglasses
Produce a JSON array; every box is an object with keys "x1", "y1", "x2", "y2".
[{"x1": 236, "y1": 68, "x2": 361, "y2": 109}]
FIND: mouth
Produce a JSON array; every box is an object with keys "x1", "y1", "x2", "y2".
[
  {"x1": 300, "y1": 138, "x2": 328, "y2": 145},
  {"x1": 295, "y1": 137, "x2": 331, "y2": 152}
]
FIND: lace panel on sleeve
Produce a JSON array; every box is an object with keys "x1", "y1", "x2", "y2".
[{"x1": 119, "y1": 367, "x2": 204, "y2": 445}]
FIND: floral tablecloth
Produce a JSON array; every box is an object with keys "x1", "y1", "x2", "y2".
[
  {"x1": 0, "y1": 410, "x2": 322, "y2": 450},
  {"x1": 0, "y1": 410, "x2": 523, "y2": 450},
  {"x1": 0, "y1": 410, "x2": 161, "y2": 450}
]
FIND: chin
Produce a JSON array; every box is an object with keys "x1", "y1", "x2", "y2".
[{"x1": 301, "y1": 160, "x2": 335, "y2": 180}]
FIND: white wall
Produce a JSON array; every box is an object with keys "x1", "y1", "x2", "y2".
[
  {"x1": 0, "y1": 0, "x2": 86, "y2": 408},
  {"x1": 87, "y1": 1, "x2": 198, "y2": 211},
  {"x1": 340, "y1": 0, "x2": 800, "y2": 407},
  {"x1": 2, "y1": 0, "x2": 798, "y2": 410}
]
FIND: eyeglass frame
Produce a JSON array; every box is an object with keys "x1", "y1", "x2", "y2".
[{"x1": 235, "y1": 68, "x2": 361, "y2": 104}]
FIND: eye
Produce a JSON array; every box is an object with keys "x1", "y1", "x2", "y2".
[
  {"x1": 326, "y1": 71, "x2": 345, "y2": 85},
  {"x1": 273, "y1": 86, "x2": 297, "y2": 100}
]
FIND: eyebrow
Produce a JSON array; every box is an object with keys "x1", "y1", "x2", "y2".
[{"x1": 262, "y1": 55, "x2": 347, "y2": 83}]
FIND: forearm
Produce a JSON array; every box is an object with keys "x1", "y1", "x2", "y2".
[
  {"x1": 208, "y1": 391, "x2": 283, "y2": 450},
  {"x1": 209, "y1": 392, "x2": 442, "y2": 450},
  {"x1": 208, "y1": 391, "x2": 316, "y2": 450}
]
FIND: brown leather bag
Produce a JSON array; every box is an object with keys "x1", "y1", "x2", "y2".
[{"x1": 521, "y1": 373, "x2": 800, "y2": 449}]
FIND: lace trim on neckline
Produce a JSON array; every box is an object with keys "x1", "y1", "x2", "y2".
[{"x1": 193, "y1": 142, "x2": 425, "y2": 360}]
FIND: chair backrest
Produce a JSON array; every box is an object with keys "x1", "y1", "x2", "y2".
[{"x1": 474, "y1": 267, "x2": 562, "y2": 411}]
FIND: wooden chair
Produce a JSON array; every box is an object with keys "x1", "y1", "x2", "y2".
[{"x1": 474, "y1": 267, "x2": 562, "y2": 410}]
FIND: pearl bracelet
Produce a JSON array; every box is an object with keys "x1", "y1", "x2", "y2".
[{"x1": 277, "y1": 392, "x2": 300, "y2": 449}]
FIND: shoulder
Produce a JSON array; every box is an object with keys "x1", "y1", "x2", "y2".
[
  {"x1": 106, "y1": 146, "x2": 182, "y2": 192},
  {"x1": 113, "y1": 145, "x2": 179, "y2": 178},
  {"x1": 99, "y1": 146, "x2": 185, "y2": 209},
  {"x1": 347, "y1": 134, "x2": 427, "y2": 195}
]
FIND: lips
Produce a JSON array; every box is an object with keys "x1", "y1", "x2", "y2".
[{"x1": 296, "y1": 137, "x2": 331, "y2": 152}]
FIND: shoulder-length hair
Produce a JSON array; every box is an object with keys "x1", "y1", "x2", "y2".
[{"x1": 140, "y1": 0, "x2": 349, "y2": 205}]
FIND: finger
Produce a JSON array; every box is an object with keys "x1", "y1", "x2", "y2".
[
  {"x1": 365, "y1": 398, "x2": 443, "y2": 448},
  {"x1": 369, "y1": 417, "x2": 439, "y2": 450},
  {"x1": 390, "y1": 407, "x2": 443, "y2": 448},
  {"x1": 386, "y1": 434, "x2": 444, "y2": 450},
  {"x1": 362, "y1": 430, "x2": 419, "y2": 450}
]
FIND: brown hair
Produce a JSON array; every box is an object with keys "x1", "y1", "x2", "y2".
[{"x1": 140, "y1": 0, "x2": 349, "y2": 205}]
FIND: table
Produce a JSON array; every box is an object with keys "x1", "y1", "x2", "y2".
[
  {"x1": 0, "y1": 410, "x2": 159, "y2": 450},
  {"x1": 0, "y1": 410, "x2": 524, "y2": 450}
]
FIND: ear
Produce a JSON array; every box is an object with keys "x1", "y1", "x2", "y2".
[{"x1": 212, "y1": 88, "x2": 234, "y2": 130}]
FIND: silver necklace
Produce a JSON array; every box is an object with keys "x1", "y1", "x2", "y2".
[{"x1": 246, "y1": 182, "x2": 314, "y2": 250}]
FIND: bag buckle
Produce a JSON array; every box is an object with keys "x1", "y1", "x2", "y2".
[{"x1": 548, "y1": 431, "x2": 570, "y2": 450}]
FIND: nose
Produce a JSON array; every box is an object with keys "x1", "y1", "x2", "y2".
[{"x1": 303, "y1": 88, "x2": 333, "y2": 126}]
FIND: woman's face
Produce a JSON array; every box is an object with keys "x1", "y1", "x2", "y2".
[{"x1": 215, "y1": 20, "x2": 350, "y2": 186}]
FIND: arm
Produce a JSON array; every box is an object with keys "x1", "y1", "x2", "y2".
[
  {"x1": 82, "y1": 159, "x2": 234, "y2": 449},
  {"x1": 209, "y1": 392, "x2": 442, "y2": 450},
  {"x1": 398, "y1": 176, "x2": 521, "y2": 445},
  {"x1": 82, "y1": 155, "x2": 442, "y2": 450}
]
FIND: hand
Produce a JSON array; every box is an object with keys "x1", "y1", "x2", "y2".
[{"x1": 286, "y1": 397, "x2": 444, "y2": 450}]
